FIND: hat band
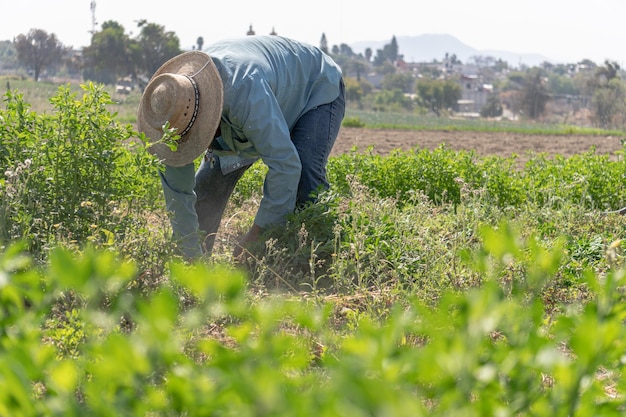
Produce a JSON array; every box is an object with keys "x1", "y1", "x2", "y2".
[{"x1": 178, "y1": 74, "x2": 200, "y2": 139}]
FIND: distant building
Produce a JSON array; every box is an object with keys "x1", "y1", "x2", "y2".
[{"x1": 457, "y1": 74, "x2": 493, "y2": 114}]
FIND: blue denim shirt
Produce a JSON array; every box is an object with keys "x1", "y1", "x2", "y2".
[{"x1": 206, "y1": 35, "x2": 343, "y2": 227}]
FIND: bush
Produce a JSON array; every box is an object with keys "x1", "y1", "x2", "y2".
[
  {"x1": 0, "y1": 84, "x2": 163, "y2": 261},
  {"x1": 342, "y1": 116, "x2": 366, "y2": 128}
]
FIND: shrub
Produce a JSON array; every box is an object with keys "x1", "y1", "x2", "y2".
[
  {"x1": 342, "y1": 116, "x2": 366, "y2": 128},
  {"x1": 0, "y1": 84, "x2": 163, "y2": 261}
]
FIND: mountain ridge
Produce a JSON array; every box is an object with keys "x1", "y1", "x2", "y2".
[{"x1": 349, "y1": 34, "x2": 553, "y2": 67}]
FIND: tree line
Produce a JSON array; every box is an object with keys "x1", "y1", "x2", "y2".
[
  {"x1": 4, "y1": 21, "x2": 183, "y2": 86},
  {"x1": 3, "y1": 25, "x2": 626, "y2": 129},
  {"x1": 332, "y1": 36, "x2": 626, "y2": 129}
]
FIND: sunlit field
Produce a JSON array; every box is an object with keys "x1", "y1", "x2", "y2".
[{"x1": 3, "y1": 76, "x2": 626, "y2": 416}]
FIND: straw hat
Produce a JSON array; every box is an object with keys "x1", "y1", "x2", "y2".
[{"x1": 137, "y1": 51, "x2": 223, "y2": 166}]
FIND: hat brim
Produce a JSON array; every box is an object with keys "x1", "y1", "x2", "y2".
[{"x1": 137, "y1": 51, "x2": 223, "y2": 167}]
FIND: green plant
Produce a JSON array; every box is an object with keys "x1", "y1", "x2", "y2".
[
  {"x1": 5, "y1": 80, "x2": 626, "y2": 416},
  {"x1": 4, "y1": 222, "x2": 626, "y2": 415},
  {"x1": 0, "y1": 84, "x2": 163, "y2": 262},
  {"x1": 342, "y1": 116, "x2": 365, "y2": 128}
]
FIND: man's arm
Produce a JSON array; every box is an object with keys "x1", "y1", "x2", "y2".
[{"x1": 159, "y1": 163, "x2": 203, "y2": 259}]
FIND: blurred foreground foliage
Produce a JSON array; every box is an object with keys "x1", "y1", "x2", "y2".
[{"x1": 4, "y1": 223, "x2": 626, "y2": 415}]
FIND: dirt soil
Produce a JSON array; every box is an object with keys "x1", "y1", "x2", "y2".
[{"x1": 332, "y1": 128, "x2": 625, "y2": 166}]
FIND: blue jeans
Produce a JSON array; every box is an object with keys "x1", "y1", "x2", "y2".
[{"x1": 161, "y1": 81, "x2": 345, "y2": 258}]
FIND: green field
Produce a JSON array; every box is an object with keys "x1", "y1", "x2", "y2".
[
  {"x1": 3, "y1": 78, "x2": 626, "y2": 416},
  {"x1": 4, "y1": 75, "x2": 623, "y2": 135}
]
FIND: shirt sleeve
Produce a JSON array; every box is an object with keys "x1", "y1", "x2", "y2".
[
  {"x1": 158, "y1": 163, "x2": 203, "y2": 258},
  {"x1": 227, "y1": 77, "x2": 302, "y2": 228}
]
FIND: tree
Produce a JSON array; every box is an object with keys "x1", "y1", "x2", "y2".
[
  {"x1": 444, "y1": 52, "x2": 462, "y2": 71},
  {"x1": 503, "y1": 71, "x2": 526, "y2": 91},
  {"x1": 595, "y1": 60, "x2": 620, "y2": 83},
  {"x1": 131, "y1": 22, "x2": 181, "y2": 78},
  {"x1": 364, "y1": 47, "x2": 372, "y2": 63},
  {"x1": 14, "y1": 29, "x2": 64, "y2": 81},
  {"x1": 338, "y1": 43, "x2": 355, "y2": 56},
  {"x1": 0, "y1": 40, "x2": 18, "y2": 72},
  {"x1": 381, "y1": 72, "x2": 415, "y2": 93},
  {"x1": 82, "y1": 21, "x2": 131, "y2": 85},
  {"x1": 547, "y1": 73, "x2": 579, "y2": 96},
  {"x1": 480, "y1": 94, "x2": 503, "y2": 118},
  {"x1": 343, "y1": 77, "x2": 365, "y2": 105},
  {"x1": 493, "y1": 59, "x2": 509, "y2": 74},
  {"x1": 415, "y1": 78, "x2": 461, "y2": 116},
  {"x1": 519, "y1": 68, "x2": 549, "y2": 119},
  {"x1": 589, "y1": 62, "x2": 626, "y2": 129},
  {"x1": 373, "y1": 36, "x2": 399, "y2": 66},
  {"x1": 591, "y1": 79, "x2": 626, "y2": 128},
  {"x1": 320, "y1": 33, "x2": 328, "y2": 54},
  {"x1": 371, "y1": 88, "x2": 414, "y2": 111},
  {"x1": 338, "y1": 58, "x2": 367, "y2": 81},
  {"x1": 386, "y1": 36, "x2": 399, "y2": 63}
]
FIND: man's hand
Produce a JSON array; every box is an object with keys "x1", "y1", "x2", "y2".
[{"x1": 233, "y1": 223, "x2": 263, "y2": 260}]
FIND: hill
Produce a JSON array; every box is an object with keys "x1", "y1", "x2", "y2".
[{"x1": 350, "y1": 33, "x2": 552, "y2": 67}]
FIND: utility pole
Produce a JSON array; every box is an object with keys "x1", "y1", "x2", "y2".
[{"x1": 89, "y1": 1, "x2": 97, "y2": 35}]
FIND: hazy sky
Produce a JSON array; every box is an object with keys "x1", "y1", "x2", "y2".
[{"x1": 3, "y1": 0, "x2": 626, "y2": 65}]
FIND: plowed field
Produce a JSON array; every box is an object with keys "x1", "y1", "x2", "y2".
[{"x1": 332, "y1": 128, "x2": 624, "y2": 166}]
